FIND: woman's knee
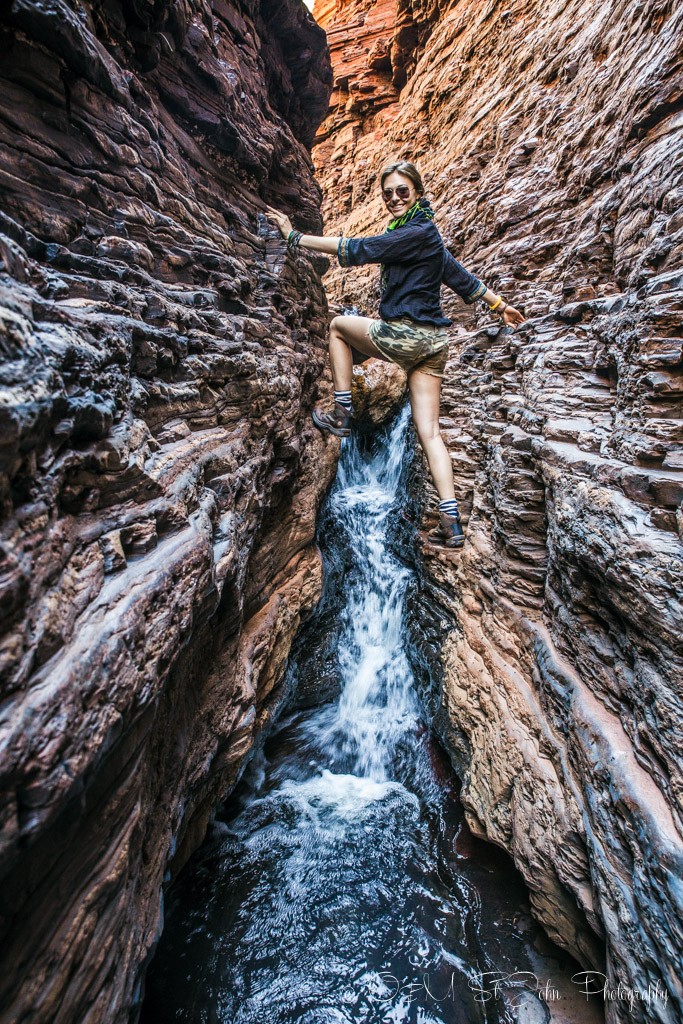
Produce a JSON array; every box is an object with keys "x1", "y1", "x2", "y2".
[
  {"x1": 415, "y1": 421, "x2": 441, "y2": 447},
  {"x1": 329, "y1": 315, "x2": 346, "y2": 339},
  {"x1": 328, "y1": 319, "x2": 350, "y2": 353}
]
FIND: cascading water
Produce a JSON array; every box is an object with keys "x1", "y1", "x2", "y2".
[
  {"x1": 141, "y1": 409, "x2": 601, "y2": 1024},
  {"x1": 311, "y1": 406, "x2": 422, "y2": 783}
]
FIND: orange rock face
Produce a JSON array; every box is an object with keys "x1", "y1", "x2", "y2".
[{"x1": 313, "y1": 1, "x2": 683, "y2": 1021}]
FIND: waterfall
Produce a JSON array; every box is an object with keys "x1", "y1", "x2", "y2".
[
  {"x1": 141, "y1": 409, "x2": 594, "y2": 1024},
  {"x1": 308, "y1": 405, "x2": 422, "y2": 781}
]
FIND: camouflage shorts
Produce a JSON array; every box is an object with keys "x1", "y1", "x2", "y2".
[{"x1": 368, "y1": 316, "x2": 449, "y2": 377}]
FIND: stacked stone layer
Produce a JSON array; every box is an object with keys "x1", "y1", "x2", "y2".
[
  {"x1": 312, "y1": 0, "x2": 683, "y2": 1020},
  {"x1": 0, "y1": 1, "x2": 334, "y2": 1021}
]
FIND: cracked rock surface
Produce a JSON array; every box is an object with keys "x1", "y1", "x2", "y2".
[
  {"x1": 312, "y1": 0, "x2": 683, "y2": 1020},
  {"x1": 0, "y1": 1, "x2": 334, "y2": 1021}
]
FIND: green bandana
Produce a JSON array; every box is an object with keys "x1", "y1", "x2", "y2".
[{"x1": 387, "y1": 196, "x2": 435, "y2": 231}]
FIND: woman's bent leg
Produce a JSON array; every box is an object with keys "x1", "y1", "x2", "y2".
[
  {"x1": 327, "y1": 315, "x2": 388, "y2": 391},
  {"x1": 312, "y1": 315, "x2": 389, "y2": 437},
  {"x1": 408, "y1": 368, "x2": 455, "y2": 500}
]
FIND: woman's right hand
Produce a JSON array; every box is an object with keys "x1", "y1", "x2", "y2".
[{"x1": 265, "y1": 205, "x2": 293, "y2": 239}]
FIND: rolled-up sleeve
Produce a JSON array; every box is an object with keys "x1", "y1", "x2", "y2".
[
  {"x1": 337, "y1": 223, "x2": 429, "y2": 267},
  {"x1": 442, "y1": 249, "x2": 486, "y2": 303}
]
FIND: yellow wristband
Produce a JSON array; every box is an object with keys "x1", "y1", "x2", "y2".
[{"x1": 488, "y1": 295, "x2": 503, "y2": 311}]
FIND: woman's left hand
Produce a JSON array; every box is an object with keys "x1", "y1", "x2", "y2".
[
  {"x1": 503, "y1": 305, "x2": 525, "y2": 327},
  {"x1": 265, "y1": 205, "x2": 293, "y2": 239}
]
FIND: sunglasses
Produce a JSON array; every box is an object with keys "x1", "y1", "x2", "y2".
[{"x1": 382, "y1": 185, "x2": 413, "y2": 201}]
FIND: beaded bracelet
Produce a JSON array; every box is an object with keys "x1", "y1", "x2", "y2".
[{"x1": 287, "y1": 229, "x2": 303, "y2": 250}]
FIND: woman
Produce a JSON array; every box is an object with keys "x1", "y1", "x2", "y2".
[{"x1": 266, "y1": 160, "x2": 525, "y2": 548}]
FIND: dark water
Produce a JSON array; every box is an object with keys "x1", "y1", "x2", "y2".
[{"x1": 141, "y1": 408, "x2": 596, "y2": 1024}]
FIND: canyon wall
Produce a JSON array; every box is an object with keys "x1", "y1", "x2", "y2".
[
  {"x1": 0, "y1": 1, "x2": 334, "y2": 1021},
  {"x1": 312, "y1": 0, "x2": 683, "y2": 1021}
]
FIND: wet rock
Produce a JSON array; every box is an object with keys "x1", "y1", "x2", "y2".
[
  {"x1": 0, "y1": 2, "x2": 334, "y2": 1022},
  {"x1": 351, "y1": 358, "x2": 407, "y2": 428},
  {"x1": 313, "y1": 0, "x2": 683, "y2": 1021}
]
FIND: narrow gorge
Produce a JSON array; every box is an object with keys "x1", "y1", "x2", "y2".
[{"x1": 0, "y1": 1, "x2": 681, "y2": 1023}]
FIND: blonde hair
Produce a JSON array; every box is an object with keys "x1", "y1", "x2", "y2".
[{"x1": 380, "y1": 160, "x2": 425, "y2": 195}]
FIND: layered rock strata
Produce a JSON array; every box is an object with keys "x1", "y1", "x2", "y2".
[
  {"x1": 312, "y1": 0, "x2": 683, "y2": 1020},
  {"x1": 0, "y1": 2, "x2": 333, "y2": 1021}
]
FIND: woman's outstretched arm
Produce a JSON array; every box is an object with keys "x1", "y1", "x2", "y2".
[
  {"x1": 482, "y1": 287, "x2": 525, "y2": 327},
  {"x1": 443, "y1": 250, "x2": 525, "y2": 327},
  {"x1": 265, "y1": 206, "x2": 339, "y2": 255}
]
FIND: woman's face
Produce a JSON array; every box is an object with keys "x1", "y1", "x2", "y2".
[{"x1": 381, "y1": 172, "x2": 419, "y2": 218}]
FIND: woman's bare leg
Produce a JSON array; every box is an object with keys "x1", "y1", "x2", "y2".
[
  {"x1": 326, "y1": 315, "x2": 389, "y2": 391},
  {"x1": 408, "y1": 368, "x2": 455, "y2": 501}
]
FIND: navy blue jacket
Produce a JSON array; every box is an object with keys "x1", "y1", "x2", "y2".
[{"x1": 337, "y1": 216, "x2": 486, "y2": 326}]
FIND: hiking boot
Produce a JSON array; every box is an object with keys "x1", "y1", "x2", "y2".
[
  {"x1": 312, "y1": 402, "x2": 352, "y2": 438},
  {"x1": 427, "y1": 511, "x2": 465, "y2": 549}
]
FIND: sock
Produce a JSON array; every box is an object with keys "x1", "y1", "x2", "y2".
[
  {"x1": 439, "y1": 498, "x2": 459, "y2": 518},
  {"x1": 334, "y1": 390, "x2": 352, "y2": 410}
]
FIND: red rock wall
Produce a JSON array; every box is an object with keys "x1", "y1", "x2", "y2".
[
  {"x1": 0, "y1": 2, "x2": 333, "y2": 1021},
  {"x1": 312, "y1": 1, "x2": 683, "y2": 1021}
]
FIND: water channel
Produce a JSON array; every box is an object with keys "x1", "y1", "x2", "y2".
[{"x1": 141, "y1": 408, "x2": 602, "y2": 1024}]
